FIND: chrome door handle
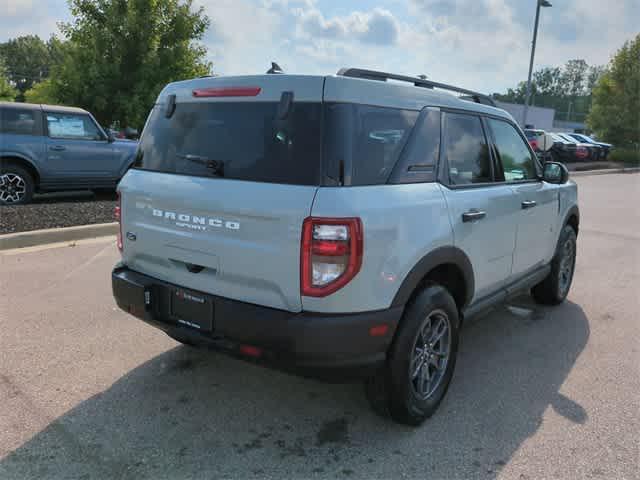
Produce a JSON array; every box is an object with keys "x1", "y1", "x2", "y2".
[
  {"x1": 49, "y1": 145, "x2": 66, "y2": 151},
  {"x1": 521, "y1": 200, "x2": 537, "y2": 209},
  {"x1": 462, "y1": 209, "x2": 486, "y2": 222}
]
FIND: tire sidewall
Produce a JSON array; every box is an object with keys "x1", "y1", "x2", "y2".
[
  {"x1": 388, "y1": 285, "x2": 460, "y2": 424},
  {"x1": 0, "y1": 165, "x2": 34, "y2": 205}
]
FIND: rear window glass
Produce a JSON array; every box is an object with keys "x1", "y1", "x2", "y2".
[
  {"x1": 135, "y1": 101, "x2": 322, "y2": 185},
  {"x1": 0, "y1": 108, "x2": 37, "y2": 135},
  {"x1": 323, "y1": 104, "x2": 419, "y2": 186}
]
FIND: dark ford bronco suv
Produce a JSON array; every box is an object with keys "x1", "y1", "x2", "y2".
[
  {"x1": 0, "y1": 102, "x2": 137, "y2": 204},
  {"x1": 112, "y1": 68, "x2": 579, "y2": 425}
]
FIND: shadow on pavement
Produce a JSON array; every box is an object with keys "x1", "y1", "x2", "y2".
[
  {"x1": 0, "y1": 298, "x2": 589, "y2": 479},
  {"x1": 31, "y1": 190, "x2": 117, "y2": 204}
]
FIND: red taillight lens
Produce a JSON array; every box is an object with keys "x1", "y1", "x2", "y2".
[
  {"x1": 192, "y1": 87, "x2": 261, "y2": 98},
  {"x1": 301, "y1": 217, "x2": 363, "y2": 297},
  {"x1": 115, "y1": 192, "x2": 123, "y2": 252},
  {"x1": 576, "y1": 146, "x2": 588, "y2": 158}
]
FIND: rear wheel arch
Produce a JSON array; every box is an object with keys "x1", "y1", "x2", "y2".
[
  {"x1": 391, "y1": 246, "x2": 474, "y2": 313},
  {"x1": 1, "y1": 156, "x2": 41, "y2": 187}
]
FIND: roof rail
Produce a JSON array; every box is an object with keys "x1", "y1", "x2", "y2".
[{"x1": 336, "y1": 68, "x2": 496, "y2": 107}]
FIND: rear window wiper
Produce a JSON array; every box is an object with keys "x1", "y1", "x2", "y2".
[{"x1": 177, "y1": 154, "x2": 224, "y2": 176}]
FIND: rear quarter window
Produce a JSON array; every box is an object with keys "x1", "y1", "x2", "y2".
[{"x1": 0, "y1": 108, "x2": 37, "y2": 136}]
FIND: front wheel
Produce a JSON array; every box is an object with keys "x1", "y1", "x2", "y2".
[
  {"x1": 365, "y1": 284, "x2": 460, "y2": 426},
  {"x1": 532, "y1": 225, "x2": 577, "y2": 305}
]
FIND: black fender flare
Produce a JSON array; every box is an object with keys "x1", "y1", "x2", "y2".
[
  {"x1": 563, "y1": 205, "x2": 580, "y2": 234},
  {"x1": 391, "y1": 246, "x2": 475, "y2": 309},
  {"x1": 0, "y1": 153, "x2": 42, "y2": 180}
]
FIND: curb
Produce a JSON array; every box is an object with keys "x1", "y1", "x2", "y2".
[
  {"x1": 0, "y1": 222, "x2": 118, "y2": 250},
  {"x1": 570, "y1": 167, "x2": 640, "y2": 177}
]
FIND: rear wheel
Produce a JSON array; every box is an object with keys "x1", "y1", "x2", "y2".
[
  {"x1": 365, "y1": 284, "x2": 460, "y2": 426},
  {"x1": 532, "y1": 225, "x2": 577, "y2": 305},
  {"x1": 0, "y1": 165, "x2": 34, "y2": 205}
]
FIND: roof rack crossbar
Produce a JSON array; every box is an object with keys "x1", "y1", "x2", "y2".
[{"x1": 336, "y1": 68, "x2": 496, "y2": 107}]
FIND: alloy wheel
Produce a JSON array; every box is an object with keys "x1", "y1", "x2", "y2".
[
  {"x1": 0, "y1": 173, "x2": 27, "y2": 204},
  {"x1": 409, "y1": 309, "x2": 451, "y2": 400}
]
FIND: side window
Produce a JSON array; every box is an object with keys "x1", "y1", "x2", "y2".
[
  {"x1": 46, "y1": 113, "x2": 104, "y2": 141},
  {"x1": 442, "y1": 112, "x2": 492, "y2": 185},
  {"x1": 488, "y1": 119, "x2": 538, "y2": 181},
  {"x1": 0, "y1": 108, "x2": 37, "y2": 136}
]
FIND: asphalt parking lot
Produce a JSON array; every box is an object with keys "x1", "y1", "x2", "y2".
[{"x1": 1, "y1": 173, "x2": 638, "y2": 480}]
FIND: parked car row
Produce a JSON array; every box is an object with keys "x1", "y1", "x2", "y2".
[{"x1": 524, "y1": 128, "x2": 613, "y2": 163}]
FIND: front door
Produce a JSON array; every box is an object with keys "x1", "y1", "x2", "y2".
[
  {"x1": 44, "y1": 111, "x2": 115, "y2": 181},
  {"x1": 438, "y1": 111, "x2": 518, "y2": 302},
  {"x1": 485, "y1": 117, "x2": 558, "y2": 278}
]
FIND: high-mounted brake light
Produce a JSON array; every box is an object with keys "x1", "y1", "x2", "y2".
[
  {"x1": 192, "y1": 87, "x2": 261, "y2": 98},
  {"x1": 115, "y1": 192, "x2": 123, "y2": 252},
  {"x1": 301, "y1": 217, "x2": 363, "y2": 297}
]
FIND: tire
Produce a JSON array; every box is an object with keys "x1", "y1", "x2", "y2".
[
  {"x1": 365, "y1": 284, "x2": 460, "y2": 426},
  {"x1": 532, "y1": 225, "x2": 577, "y2": 305},
  {"x1": 0, "y1": 164, "x2": 35, "y2": 205}
]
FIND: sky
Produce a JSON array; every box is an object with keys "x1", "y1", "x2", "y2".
[{"x1": 1, "y1": 0, "x2": 638, "y2": 93}]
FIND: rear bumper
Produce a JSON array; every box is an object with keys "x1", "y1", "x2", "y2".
[{"x1": 112, "y1": 266, "x2": 403, "y2": 378}]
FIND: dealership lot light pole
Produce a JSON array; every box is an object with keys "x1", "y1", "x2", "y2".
[{"x1": 522, "y1": 0, "x2": 552, "y2": 126}]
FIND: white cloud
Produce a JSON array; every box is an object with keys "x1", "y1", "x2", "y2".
[{"x1": 1, "y1": 0, "x2": 638, "y2": 93}]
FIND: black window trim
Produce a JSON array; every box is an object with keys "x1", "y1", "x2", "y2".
[
  {"x1": 484, "y1": 115, "x2": 542, "y2": 185},
  {"x1": 437, "y1": 108, "x2": 502, "y2": 190},
  {"x1": 43, "y1": 111, "x2": 108, "y2": 142}
]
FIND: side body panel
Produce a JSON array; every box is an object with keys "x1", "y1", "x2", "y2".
[
  {"x1": 439, "y1": 184, "x2": 519, "y2": 302},
  {"x1": 303, "y1": 183, "x2": 453, "y2": 313}
]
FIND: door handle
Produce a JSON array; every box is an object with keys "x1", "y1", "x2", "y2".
[
  {"x1": 49, "y1": 145, "x2": 66, "y2": 151},
  {"x1": 462, "y1": 209, "x2": 486, "y2": 222},
  {"x1": 521, "y1": 200, "x2": 537, "y2": 209}
]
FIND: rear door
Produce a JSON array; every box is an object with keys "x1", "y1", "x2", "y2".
[
  {"x1": 119, "y1": 76, "x2": 325, "y2": 312},
  {"x1": 486, "y1": 117, "x2": 558, "y2": 277},
  {"x1": 44, "y1": 111, "x2": 115, "y2": 181},
  {"x1": 438, "y1": 111, "x2": 518, "y2": 301}
]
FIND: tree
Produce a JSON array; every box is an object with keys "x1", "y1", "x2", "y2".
[
  {"x1": 24, "y1": 79, "x2": 59, "y2": 104},
  {"x1": 0, "y1": 60, "x2": 17, "y2": 101},
  {"x1": 561, "y1": 59, "x2": 589, "y2": 97},
  {"x1": 588, "y1": 34, "x2": 640, "y2": 147},
  {"x1": 0, "y1": 35, "x2": 62, "y2": 100},
  {"x1": 51, "y1": 0, "x2": 211, "y2": 128}
]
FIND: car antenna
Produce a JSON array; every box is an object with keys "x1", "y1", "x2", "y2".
[{"x1": 267, "y1": 62, "x2": 284, "y2": 74}]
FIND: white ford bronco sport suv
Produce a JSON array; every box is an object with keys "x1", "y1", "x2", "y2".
[{"x1": 112, "y1": 68, "x2": 579, "y2": 425}]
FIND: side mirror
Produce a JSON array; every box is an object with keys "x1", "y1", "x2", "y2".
[
  {"x1": 107, "y1": 133, "x2": 116, "y2": 143},
  {"x1": 540, "y1": 133, "x2": 555, "y2": 152},
  {"x1": 543, "y1": 161, "x2": 569, "y2": 184}
]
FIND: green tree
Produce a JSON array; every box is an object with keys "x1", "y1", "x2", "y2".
[
  {"x1": 0, "y1": 35, "x2": 62, "y2": 100},
  {"x1": 588, "y1": 34, "x2": 640, "y2": 147},
  {"x1": 52, "y1": 0, "x2": 211, "y2": 128},
  {"x1": 24, "y1": 79, "x2": 59, "y2": 104},
  {"x1": 0, "y1": 60, "x2": 18, "y2": 101}
]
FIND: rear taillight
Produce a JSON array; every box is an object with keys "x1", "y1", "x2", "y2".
[
  {"x1": 115, "y1": 192, "x2": 122, "y2": 252},
  {"x1": 576, "y1": 146, "x2": 588, "y2": 159},
  {"x1": 301, "y1": 217, "x2": 363, "y2": 297}
]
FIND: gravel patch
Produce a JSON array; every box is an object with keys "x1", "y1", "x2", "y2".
[{"x1": 0, "y1": 192, "x2": 116, "y2": 235}]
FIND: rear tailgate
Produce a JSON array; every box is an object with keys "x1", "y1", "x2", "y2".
[{"x1": 119, "y1": 75, "x2": 325, "y2": 312}]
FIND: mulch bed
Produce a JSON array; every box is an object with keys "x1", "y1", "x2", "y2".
[{"x1": 0, "y1": 192, "x2": 117, "y2": 235}]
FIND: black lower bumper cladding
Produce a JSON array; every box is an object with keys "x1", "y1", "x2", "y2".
[{"x1": 112, "y1": 267, "x2": 403, "y2": 378}]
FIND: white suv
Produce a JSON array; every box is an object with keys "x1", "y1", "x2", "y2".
[{"x1": 112, "y1": 68, "x2": 579, "y2": 425}]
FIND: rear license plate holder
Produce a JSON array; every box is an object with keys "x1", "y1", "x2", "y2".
[{"x1": 170, "y1": 288, "x2": 214, "y2": 332}]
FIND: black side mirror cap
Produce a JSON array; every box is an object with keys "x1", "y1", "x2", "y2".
[{"x1": 543, "y1": 161, "x2": 569, "y2": 184}]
